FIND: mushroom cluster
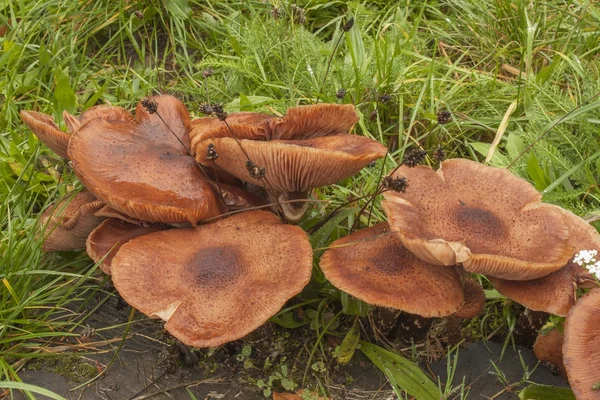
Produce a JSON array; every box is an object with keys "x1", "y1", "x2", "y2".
[
  {"x1": 23, "y1": 97, "x2": 600, "y2": 398},
  {"x1": 319, "y1": 158, "x2": 600, "y2": 399},
  {"x1": 22, "y1": 95, "x2": 385, "y2": 346}
]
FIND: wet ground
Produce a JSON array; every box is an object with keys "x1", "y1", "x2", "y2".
[{"x1": 12, "y1": 297, "x2": 568, "y2": 400}]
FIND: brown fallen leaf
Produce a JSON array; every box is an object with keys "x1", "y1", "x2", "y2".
[{"x1": 273, "y1": 389, "x2": 327, "y2": 400}]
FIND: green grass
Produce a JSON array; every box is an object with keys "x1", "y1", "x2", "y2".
[{"x1": 2, "y1": 0, "x2": 600, "y2": 398}]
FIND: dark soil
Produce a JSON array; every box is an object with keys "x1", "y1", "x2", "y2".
[{"x1": 11, "y1": 295, "x2": 568, "y2": 400}]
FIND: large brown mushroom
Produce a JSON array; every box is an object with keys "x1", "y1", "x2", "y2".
[
  {"x1": 382, "y1": 158, "x2": 573, "y2": 280},
  {"x1": 39, "y1": 191, "x2": 105, "y2": 251},
  {"x1": 68, "y1": 95, "x2": 223, "y2": 225},
  {"x1": 319, "y1": 223, "x2": 464, "y2": 317},
  {"x1": 190, "y1": 104, "x2": 387, "y2": 221},
  {"x1": 487, "y1": 207, "x2": 598, "y2": 316},
  {"x1": 563, "y1": 288, "x2": 600, "y2": 399},
  {"x1": 110, "y1": 211, "x2": 313, "y2": 347}
]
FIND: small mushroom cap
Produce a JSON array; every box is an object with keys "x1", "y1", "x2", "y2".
[
  {"x1": 40, "y1": 191, "x2": 105, "y2": 251},
  {"x1": 382, "y1": 158, "x2": 572, "y2": 280},
  {"x1": 191, "y1": 104, "x2": 386, "y2": 192},
  {"x1": 68, "y1": 95, "x2": 223, "y2": 225},
  {"x1": 20, "y1": 110, "x2": 70, "y2": 158},
  {"x1": 534, "y1": 329, "x2": 567, "y2": 379},
  {"x1": 488, "y1": 207, "x2": 598, "y2": 316},
  {"x1": 86, "y1": 218, "x2": 164, "y2": 274},
  {"x1": 563, "y1": 288, "x2": 600, "y2": 399},
  {"x1": 110, "y1": 211, "x2": 313, "y2": 347},
  {"x1": 319, "y1": 222, "x2": 464, "y2": 317},
  {"x1": 452, "y1": 277, "x2": 486, "y2": 319}
]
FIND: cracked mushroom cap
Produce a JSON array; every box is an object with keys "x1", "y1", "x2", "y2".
[
  {"x1": 40, "y1": 191, "x2": 105, "y2": 251},
  {"x1": 20, "y1": 110, "x2": 71, "y2": 158},
  {"x1": 382, "y1": 158, "x2": 572, "y2": 280},
  {"x1": 110, "y1": 211, "x2": 313, "y2": 347},
  {"x1": 488, "y1": 207, "x2": 598, "y2": 316},
  {"x1": 86, "y1": 218, "x2": 165, "y2": 274},
  {"x1": 534, "y1": 328, "x2": 567, "y2": 378},
  {"x1": 563, "y1": 288, "x2": 600, "y2": 399},
  {"x1": 319, "y1": 223, "x2": 464, "y2": 317},
  {"x1": 452, "y1": 277, "x2": 486, "y2": 319},
  {"x1": 68, "y1": 95, "x2": 223, "y2": 225},
  {"x1": 190, "y1": 104, "x2": 386, "y2": 193}
]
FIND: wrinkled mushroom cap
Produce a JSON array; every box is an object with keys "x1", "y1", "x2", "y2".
[
  {"x1": 191, "y1": 104, "x2": 386, "y2": 193},
  {"x1": 86, "y1": 218, "x2": 165, "y2": 274},
  {"x1": 488, "y1": 207, "x2": 599, "y2": 316},
  {"x1": 382, "y1": 158, "x2": 572, "y2": 280},
  {"x1": 110, "y1": 211, "x2": 313, "y2": 347},
  {"x1": 40, "y1": 191, "x2": 105, "y2": 251},
  {"x1": 452, "y1": 277, "x2": 486, "y2": 319},
  {"x1": 63, "y1": 105, "x2": 133, "y2": 133},
  {"x1": 68, "y1": 95, "x2": 223, "y2": 225},
  {"x1": 20, "y1": 110, "x2": 71, "y2": 158},
  {"x1": 534, "y1": 328, "x2": 567, "y2": 379},
  {"x1": 320, "y1": 223, "x2": 464, "y2": 317},
  {"x1": 563, "y1": 288, "x2": 600, "y2": 399}
]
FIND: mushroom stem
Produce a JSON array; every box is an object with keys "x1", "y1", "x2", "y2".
[{"x1": 279, "y1": 191, "x2": 310, "y2": 222}]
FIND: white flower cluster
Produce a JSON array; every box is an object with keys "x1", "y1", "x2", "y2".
[{"x1": 573, "y1": 249, "x2": 600, "y2": 279}]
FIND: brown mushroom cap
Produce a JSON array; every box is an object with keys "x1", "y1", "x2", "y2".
[
  {"x1": 452, "y1": 277, "x2": 486, "y2": 319},
  {"x1": 20, "y1": 110, "x2": 70, "y2": 158},
  {"x1": 534, "y1": 328, "x2": 567, "y2": 379},
  {"x1": 68, "y1": 95, "x2": 223, "y2": 225},
  {"x1": 319, "y1": 222, "x2": 464, "y2": 317},
  {"x1": 110, "y1": 211, "x2": 313, "y2": 347},
  {"x1": 563, "y1": 288, "x2": 600, "y2": 399},
  {"x1": 40, "y1": 191, "x2": 105, "y2": 251},
  {"x1": 86, "y1": 218, "x2": 165, "y2": 274},
  {"x1": 488, "y1": 207, "x2": 598, "y2": 316},
  {"x1": 382, "y1": 158, "x2": 572, "y2": 280},
  {"x1": 191, "y1": 104, "x2": 386, "y2": 193}
]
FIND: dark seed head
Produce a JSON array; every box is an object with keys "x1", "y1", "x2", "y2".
[
  {"x1": 403, "y1": 148, "x2": 427, "y2": 168},
  {"x1": 271, "y1": 6, "x2": 281, "y2": 19},
  {"x1": 202, "y1": 68, "x2": 213, "y2": 78},
  {"x1": 291, "y1": 4, "x2": 306, "y2": 25},
  {"x1": 245, "y1": 160, "x2": 266, "y2": 180},
  {"x1": 199, "y1": 103, "x2": 213, "y2": 115},
  {"x1": 141, "y1": 98, "x2": 158, "y2": 114},
  {"x1": 433, "y1": 146, "x2": 445, "y2": 162},
  {"x1": 437, "y1": 110, "x2": 452, "y2": 125},
  {"x1": 380, "y1": 93, "x2": 392, "y2": 103},
  {"x1": 341, "y1": 17, "x2": 354, "y2": 32},
  {"x1": 212, "y1": 103, "x2": 227, "y2": 121},
  {"x1": 369, "y1": 110, "x2": 378, "y2": 121},
  {"x1": 382, "y1": 176, "x2": 408, "y2": 193},
  {"x1": 336, "y1": 88, "x2": 347, "y2": 99},
  {"x1": 207, "y1": 143, "x2": 219, "y2": 161}
]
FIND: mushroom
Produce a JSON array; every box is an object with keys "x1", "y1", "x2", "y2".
[
  {"x1": 39, "y1": 191, "x2": 105, "y2": 251},
  {"x1": 86, "y1": 218, "x2": 166, "y2": 274},
  {"x1": 452, "y1": 277, "x2": 486, "y2": 319},
  {"x1": 382, "y1": 158, "x2": 573, "y2": 280},
  {"x1": 534, "y1": 328, "x2": 566, "y2": 378},
  {"x1": 20, "y1": 105, "x2": 134, "y2": 159},
  {"x1": 190, "y1": 104, "x2": 387, "y2": 221},
  {"x1": 563, "y1": 288, "x2": 600, "y2": 399},
  {"x1": 109, "y1": 211, "x2": 313, "y2": 347},
  {"x1": 319, "y1": 222, "x2": 464, "y2": 317},
  {"x1": 68, "y1": 95, "x2": 223, "y2": 225},
  {"x1": 487, "y1": 207, "x2": 598, "y2": 316}
]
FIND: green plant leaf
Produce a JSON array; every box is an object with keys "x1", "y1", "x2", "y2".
[
  {"x1": 163, "y1": 0, "x2": 191, "y2": 20},
  {"x1": 337, "y1": 318, "x2": 360, "y2": 365},
  {"x1": 340, "y1": 292, "x2": 370, "y2": 317},
  {"x1": 360, "y1": 341, "x2": 442, "y2": 400},
  {"x1": 53, "y1": 69, "x2": 76, "y2": 115},
  {"x1": 0, "y1": 381, "x2": 67, "y2": 400},
  {"x1": 309, "y1": 207, "x2": 358, "y2": 249},
  {"x1": 518, "y1": 384, "x2": 575, "y2": 400}
]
